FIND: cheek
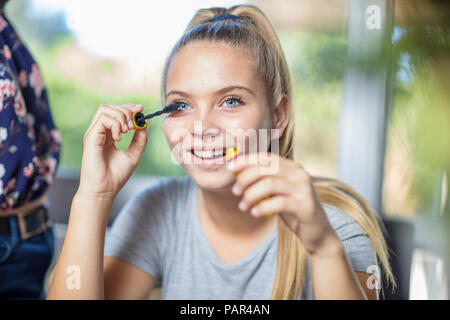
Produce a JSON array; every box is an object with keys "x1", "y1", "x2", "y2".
[
  {"x1": 219, "y1": 117, "x2": 251, "y2": 132},
  {"x1": 219, "y1": 108, "x2": 272, "y2": 153},
  {"x1": 163, "y1": 118, "x2": 183, "y2": 149},
  {"x1": 219, "y1": 105, "x2": 270, "y2": 132}
]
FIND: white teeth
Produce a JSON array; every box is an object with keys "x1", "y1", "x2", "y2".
[{"x1": 193, "y1": 149, "x2": 224, "y2": 159}]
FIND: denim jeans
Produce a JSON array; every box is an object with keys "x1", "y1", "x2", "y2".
[{"x1": 0, "y1": 215, "x2": 54, "y2": 299}]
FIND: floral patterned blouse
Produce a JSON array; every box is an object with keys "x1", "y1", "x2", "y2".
[{"x1": 0, "y1": 9, "x2": 61, "y2": 216}]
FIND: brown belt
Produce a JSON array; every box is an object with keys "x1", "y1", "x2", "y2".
[
  {"x1": 0, "y1": 193, "x2": 48, "y2": 217},
  {"x1": 0, "y1": 194, "x2": 52, "y2": 240}
]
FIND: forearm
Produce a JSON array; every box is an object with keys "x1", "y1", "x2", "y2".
[
  {"x1": 310, "y1": 239, "x2": 367, "y2": 300},
  {"x1": 47, "y1": 192, "x2": 112, "y2": 300}
]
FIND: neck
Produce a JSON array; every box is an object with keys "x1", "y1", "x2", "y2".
[{"x1": 197, "y1": 185, "x2": 276, "y2": 236}]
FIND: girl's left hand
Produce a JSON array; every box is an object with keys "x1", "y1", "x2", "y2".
[{"x1": 227, "y1": 151, "x2": 343, "y2": 258}]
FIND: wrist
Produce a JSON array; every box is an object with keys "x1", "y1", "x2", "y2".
[
  {"x1": 71, "y1": 190, "x2": 114, "y2": 223},
  {"x1": 74, "y1": 187, "x2": 117, "y2": 205},
  {"x1": 309, "y1": 232, "x2": 345, "y2": 260}
]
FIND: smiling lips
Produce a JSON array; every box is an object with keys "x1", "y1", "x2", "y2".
[
  {"x1": 191, "y1": 148, "x2": 226, "y2": 160},
  {"x1": 186, "y1": 145, "x2": 240, "y2": 170}
]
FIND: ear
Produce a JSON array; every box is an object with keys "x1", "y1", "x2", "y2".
[{"x1": 271, "y1": 93, "x2": 290, "y2": 140}]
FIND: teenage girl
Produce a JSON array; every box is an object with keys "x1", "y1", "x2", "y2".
[{"x1": 48, "y1": 5, "x2": 395, "y2": 300}]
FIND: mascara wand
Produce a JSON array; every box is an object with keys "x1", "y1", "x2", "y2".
[{"x1": 132, "y1": 103, "x2": 186, "y2": 130}]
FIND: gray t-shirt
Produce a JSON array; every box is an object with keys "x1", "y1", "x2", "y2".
[{"x1": 104, "y1": 176, "x2": 377, "y2": 299}]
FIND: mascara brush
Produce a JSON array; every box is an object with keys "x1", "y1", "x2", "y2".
[{"x1": 131, "y1": 103, "x2": 186, "y2": 130}]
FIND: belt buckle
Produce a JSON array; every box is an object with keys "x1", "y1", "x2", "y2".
[{"x1": 17, "y1": 205, "x2": 52, "y2": 240}]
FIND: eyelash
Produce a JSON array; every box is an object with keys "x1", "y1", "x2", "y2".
[{"x1": 171, "y1": 96, "x2": 243, "y2": 111}]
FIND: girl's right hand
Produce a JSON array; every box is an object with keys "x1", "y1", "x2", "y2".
[{"x1": 77, "y1": 104, "x2": 148, "y2": 201}]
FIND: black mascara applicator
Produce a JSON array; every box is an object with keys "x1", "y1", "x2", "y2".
[{"x1": 132, "y1": 103, "x2": 185, "y2": 130}]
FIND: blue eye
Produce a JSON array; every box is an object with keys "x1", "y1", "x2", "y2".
[
  {"x1": 223, "y1": 97, "x2": 241, "y2": 108},
  {"x1": 174, "y1": 102, "x2": 191, "y2": 111}
]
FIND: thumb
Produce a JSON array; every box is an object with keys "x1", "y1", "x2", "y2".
[{"x1": 126, "y1": 126, "x2": 148, "y2": 161}]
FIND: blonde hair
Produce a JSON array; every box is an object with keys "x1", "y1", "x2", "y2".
[{"x1": 161, "y1": 4, "x2": 396, "y2": 299}]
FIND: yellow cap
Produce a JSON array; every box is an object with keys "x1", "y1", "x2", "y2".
[
  {"x1": 226, "y1": 146, "x2": 239, "y2": 162},
  {"x1": 226, "y1": 146, "x2": 239, "y2": 179},
  {"x1": 132, "y1": 112, "x2": 147, "y2": 130},
  {"x1": 261, "y1": 195, "x2": 273, "y2": 218}
]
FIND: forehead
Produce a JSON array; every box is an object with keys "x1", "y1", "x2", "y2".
[{"x1": 165, "y1": 41, "x2": 262, "y2": 95}]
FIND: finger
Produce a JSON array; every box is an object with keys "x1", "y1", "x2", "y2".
[
  {"x1": 227, "y1": 151, "x2": 279, "y2": 174},
  {"x1": 86, "y1": 104, "x2": 108, "y2": 134},
  {"x1": 248, "y1": 195, "x2": 296, "y2": 218},
  {"x1": 109, "y1": 104, "x2": 136, "y2": 131},
  {"x1": 120, "y1": 103, "x2": 144, "y2": 113},
  {"x1": 90, "y1": 104, "x2": 144, "y2": 133},
  {"x1": 89, "y1": 104, "x2": 129, "y2": 134},
  {"x1": 118, "y1": 104, "x2": 145, "y2": 130},
  {"x1": 226, "y1": 148, "x2": 312, "y2": 190},
  {"x1": 84, "y1": 114, "x2": 123, "y2": 147},
  {"x1": 89, "y1": 104, "x2": 116, "y2": 130},
  {"x1": 232, "y1": 160, "x2": 295, "y2": 196},
  {"x1": 238, "y1": 176, "x2": 293, "y2": 212},
  {"x1": 126, "y1": 125, "x2": 148, "y2": 161},
  {"x1": 98, "y1": 114, "x2": 123, "y2": 142}
]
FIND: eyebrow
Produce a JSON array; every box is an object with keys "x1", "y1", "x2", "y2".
[{"x1": 167, "y1": 85, "x2": 255, "y2": 98}]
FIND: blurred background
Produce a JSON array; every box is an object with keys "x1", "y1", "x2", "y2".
[{"x1": 4, "y1": 0, "x2": 449, "y2": 299}]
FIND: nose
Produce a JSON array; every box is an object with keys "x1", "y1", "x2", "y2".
[{"x1": 192, "y1": 109, "x2": 221, "y2": 141}]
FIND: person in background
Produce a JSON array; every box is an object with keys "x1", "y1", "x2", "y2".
[{"x1": 0, "y1": 0, "x2": 61, "y2": 299}]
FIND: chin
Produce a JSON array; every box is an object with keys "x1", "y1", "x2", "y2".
[{"x1": 184, "y1": 165, "x2": 233, "y2": 191}]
